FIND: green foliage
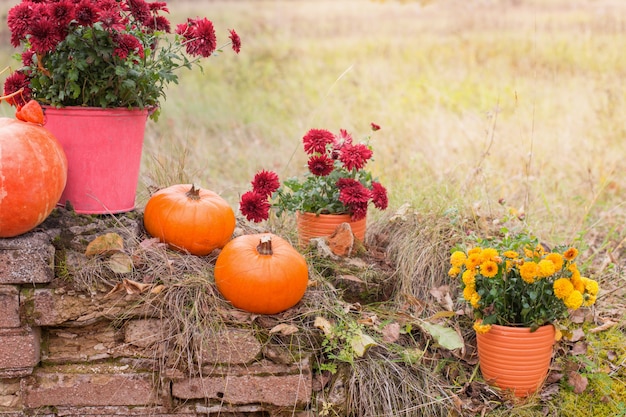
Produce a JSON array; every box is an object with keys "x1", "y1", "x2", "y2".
[{"x1": 450, "y1": 231, "x2": 600, "y2": 329}]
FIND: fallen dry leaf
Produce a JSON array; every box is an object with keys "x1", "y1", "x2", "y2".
[
  {"x1": 589, "y1": 320, "x2": 616, "y2": 333},
  {"x1": 567, "y1": 371, "x2": 588, "y2": 394},
  {"x1": 314, "y1": 316, "x2": 334, "y2": 336},
  {"x1": 107, "y1": 252, "x2": 134, "y2": 274},
  {"x1": 429, "y1": 285, "x2": 454, "y2": 311},
  {"x1": 382, "y1": 322, "x2": 400, "y2": 343},
  {"x1": 570, "y1": 341, "x2": 588, "y2": 356},
  {"x1": 269, "y1": 323, "x2": 299, "y2": 336},
  {"x1": 85, "y1": 233, "x2": 124, "y2": 257}
]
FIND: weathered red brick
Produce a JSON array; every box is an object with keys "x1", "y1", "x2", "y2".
[
  {"x1": 0, "y1": 286, "x2": 20, "y2": 328},
  {"x1": 124, "y1": 319, "x2": 164, "y2": 348},
  {"x1": 0, "y1": 233, "x2": 54, "y2": 285},
  {"x1": 171, "y1": 360, "x2": 312, "y2": 408},
  {"x1": 200, "y1": 329, "x2": 262, "y2": 365},
  {"x1": 21, "y1": 365, "x2": 158, "y2": 408},
  {"x1": 0, "y1": 327, "x2": 40, "y2": 377}
]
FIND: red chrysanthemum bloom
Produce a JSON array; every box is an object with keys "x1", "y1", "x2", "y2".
[
  {"x1": 113, "y1": 34, "x2": 144, "y2": 60},
  {"x1": 339, "y1": 142, "x2": 373, "y2": 171},
  {"x1": 3, "y1": 71, "x2": 31, "y2": 107},
  {"x1": 176, "y1": 18, "x2": 217, "y2": 58},
  {"x1": 251, "y1": 170, "x2": 280, "y2": 197},
  {"x1": 239, "y1": 191, "x2": 270, "y2": 223},
  {"x1": 302, "y1": 128, "x2": 334, "y2": 155},
  {"x1": 371, "y1": 181, "x2": 388, "y2": 210},
  {"x1": 21, "y1": 50, "x2": 35, "y2": 67},
  {"x1": 338, "y1": 181, "x2": 372, "y2": 206},
  {"x1": 338, "y1": 128, "x2": 353, "y2": 144},
  {"x1": 229, "y1": 29, "x2": 241, "y2": 54},
  {"x1": 335, "y1": 177, "x2": 359, "y2": 190},
  {"x1": 74, "y1": 0, "x2": 99, "y2": 27},
  {"x1": 370, "y1": 122, "x2": 381, "y2": 131},
  {"x1": 348, "y1": 202, "x2": 369, "y2": 221},
  {"x1": 98, "y1": 8, "x2": 125, "y2": 31},
  {"x1": 148, "y1": 1, "x2": 169, "y2": 13},
  {"x1": 152, "y1": 15, "x2": 171, "y2": 33},
  {"x1": 126, "y1": 0, "x2": 151, "y2": 27},
  {"x1": 307, "y1": 155, "x2": 334, "y2": 177},
  {"x1": 7, "y1": 3, "x2": 35, "y2": 48},
  {"x1": 29, "y1": 15, "x2": 62, "y2": 54},
  {"x1": 48, "y1": 1, "x2": 75, "y2": 28}
]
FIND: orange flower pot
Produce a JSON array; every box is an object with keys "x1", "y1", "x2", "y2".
[
  {"x1": 476, "y1": 324, "x2": 555, "y2": 397},
  {"x1": 296, "y1": 212, "x2": 366, "y2": 248}
]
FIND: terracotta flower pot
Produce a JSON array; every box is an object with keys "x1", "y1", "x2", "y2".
[
  {"x1": 296, "y1": 212, "x2": 366, "y2": 248},
  {"x1": 476, "y1": 324, "x2": 555, "y2": 397}
]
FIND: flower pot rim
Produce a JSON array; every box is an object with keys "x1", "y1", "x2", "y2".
[{"x1": 42, "y1": 105, "x2": 149, "y2": 114}]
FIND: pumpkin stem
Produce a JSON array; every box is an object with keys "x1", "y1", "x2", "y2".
[
  {"x1": 257, "y1": 235, "x2": 273, "y2": 256},
  {"x1": 186, "y1": 184, "x2": 201, "y2": 201}
]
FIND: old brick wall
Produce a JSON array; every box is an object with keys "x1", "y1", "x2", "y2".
[{"x1": 0, "y1": 216, "x2": 312, "y2": 417}]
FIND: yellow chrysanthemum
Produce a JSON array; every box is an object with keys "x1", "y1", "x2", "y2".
[
  {"x1": 503, "y1": 250, "x2": 519, "y2": 259},
  {"x1": 462, "y1": 285, "x2": 476, "y2": 301},
  {"x1": 465, "y1": 253, "x2": 482, "y2": 269},
  {"x1": 568, "y1": 262, "x2": 579, "y2": 275},
  {"x1": 481, "y1": 248, "x2": 499, "y2": 262},
  {"x1": 537, "y1": 259, "x2": 556, "y2": 278},
  {"x1": 519, "y1": 261, "x2": 539, "y2": 284},
  {"x1": 462, "y1": 270, "x2": 476, "y2": 286},
  {"x1": 473, "y1": 320, "x2": 492, "y2": 334},
  {"x1": 468, "y1": 247, "x2": 482, "y2": 256},
  {"x1": 523, "y1": 247, "x2": 534, "y2": 258},
  {"x1": 450, "y1": 251, "x2": 467, "y2": 268},
  {"x1": 553, "y1": 278, "x2": 574, "y2": 300},
  {"x1": 545, "y1": 253, "x2": 564, "y2": 271},
  {"x1": 563, "y1": 247, "x2": 579, "y2": 261},
  {"x1": 581, "y1": 277, "x2": 599, "y2": 296},
  {"x1": 469, "y1": 292, "x2": 481, "y2": 308},
  {"x1": 448, "y1": 266, "x2": 461, "y2": 277},
  {"x1": 480, "y1": 260, "x2": 499, "y2": 278},
  {"x1": 564, "y1": 290, "x2": 584, "y2": 310},
  {"x1": 583, "y1": 294, "x2": 597, "y2": 307},
  {"x1": 571, "y1": 274, "x2": 585, "y2": 293}
]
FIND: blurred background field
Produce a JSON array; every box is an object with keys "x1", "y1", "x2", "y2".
[{"x1": 1, "y1": 0, "x2": 625, "y2": 247}]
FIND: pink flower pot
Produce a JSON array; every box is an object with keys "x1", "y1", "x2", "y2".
[{"x1": 43, "y1": 106, "x2": 147, "y2": 214}]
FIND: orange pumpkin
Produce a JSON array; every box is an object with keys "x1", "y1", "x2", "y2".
[
  {"x1": 0, "y1": 118, "x2": 67, "y2": 237},
  {"x1": 143, "y1": 184, "x2": 236, "y2": 256},
  {"x1": 214, "y1": 233, "x2": 309, "y2": 314}
]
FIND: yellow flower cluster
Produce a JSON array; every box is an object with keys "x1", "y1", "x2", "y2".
[{"x1": 448, "y1": 239, "x2": 600, "y2": 330}]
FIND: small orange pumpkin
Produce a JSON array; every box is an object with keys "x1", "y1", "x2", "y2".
[
  {"x1": 143, "y1": 184, "x2": 236, "y2": 256},
  {"x1": 0, "y1": 117, "x2": 67, "y2": 237},
  {"x1": 214, "y1": 233, "x2": 309, "y2": 314}
]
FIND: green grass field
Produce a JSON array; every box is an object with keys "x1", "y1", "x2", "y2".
[{"x1": 0, "y1": 1, "x2": 625, "y2": 415}]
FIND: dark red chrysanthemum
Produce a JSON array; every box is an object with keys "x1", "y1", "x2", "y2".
[
  {"x1": 3, "y1": 71, "x2": 31, "y2": 107},
  {"x1": 307, "y1": 155, "x2": 334, "y2": 176},
  {"x1": 126, "y1": 0, "x2": 151, "y2": 27},
  {"x1": 251, "y1": 170, "x2": 280, "y2": 197},
  {"x1": 74, "y1": 0, "x2": 99, "y2": 26},
  {"x1": 98, "y1": 8, "x2": 125, "y2": 31},
  {"x1": 239, "y1": 191, "x2": 270, "y2": 223},
  {"x1": 7, "y1": 3, "x2": 36, "y2": 47},
  {"x1": 338, "y1": 181, "x2": 372, "y2": 206},
  {"x1": 229, "y1": 29, "x2": 241, "y2": 54},
  {"x1": 21, "y1": 50, "x2": 35, "y2": 67},
  {"x1": 176, "y1": 18, "x2": 216, "y2": 58},
  {"x1": 302, "y1": 128, "x2": 334, "y2": 155},
  {"x1": 370, "y1": 122, "x2": 381, "y2": 131},
  {"x1": 148, "y1": 1, "x2": 169, "y2": 13},
  {"x1": 335, "y1": 177, "x2": 359, "y2": 190},
  {"x1": 348, "y1": 202, "x2": 368, "y2": 221},
  {"x1": 152, "y1": 15, "x2": 171, "y2": 33},
  {"x1": 339, "y1": 142, "x2": 372, "y2": 171},
  {"x1": 113, "y1": 34, "x2": 144, "y2": 59},
  {"x1": 371, "y1": 181, "x2": 388, "y2": 210},
  {"x1": 29, "y1": 15, "x2": 62, "y2": 54},
  {"x1": 48, "y1": 1, "x2": 75, "y2": 28}
]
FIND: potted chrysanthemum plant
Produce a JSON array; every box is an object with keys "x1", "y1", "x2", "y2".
[
  {"x1": 2, "y1": 0, "x2": 241, "y2": 214},
  {"x1": 239, "y1": 124, "x2": 389, "y2": 247},
  {"x1": 449, "y1": 232, "x2": 600, "y2": 397}
]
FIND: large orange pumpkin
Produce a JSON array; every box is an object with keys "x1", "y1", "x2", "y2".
[
  {"x1": 214, "y1": 233, "x2": 309, "y2": 314},
  {"x1": 0, "y1": 118, "x2": 67, "y2": 237},
  {"x1": 143, "y1": 184, "x2": 236, "y2": 256}
]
